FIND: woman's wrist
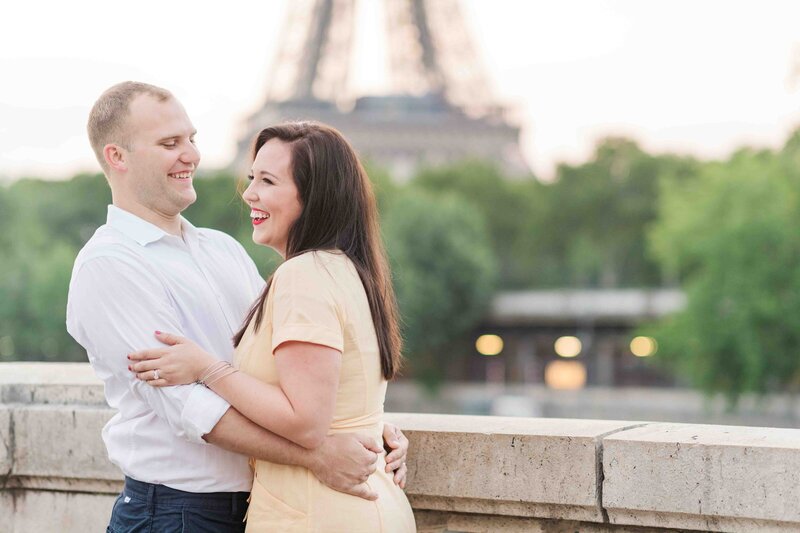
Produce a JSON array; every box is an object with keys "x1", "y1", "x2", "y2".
[
  {"x1": 196, "y1": 359, "x2": 238, "y2": 387},
  {"x1": 196, "y1": 356, "x2": 221, "y2": 381}
]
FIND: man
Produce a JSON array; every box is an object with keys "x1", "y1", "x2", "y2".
[{"x1": 67, "y1": 81, "x2": 409, "y2": 532}]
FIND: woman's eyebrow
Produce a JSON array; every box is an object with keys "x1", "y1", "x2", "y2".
[{"x1": 256, "y1": 169, "x2": 282, "y2": 181}]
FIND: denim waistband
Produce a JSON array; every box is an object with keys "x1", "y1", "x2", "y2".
[{"x1": 123, "y1": 476, "x2": 249, "y2": 513}]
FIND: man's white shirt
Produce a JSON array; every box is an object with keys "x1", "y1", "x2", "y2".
[{"x1": 67, "y1": 205, "x2": 265, "y2": 492}]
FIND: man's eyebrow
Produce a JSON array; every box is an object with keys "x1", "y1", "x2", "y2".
[{"x1": 157, "y1": 130, "x2": 197, "y2": 142}]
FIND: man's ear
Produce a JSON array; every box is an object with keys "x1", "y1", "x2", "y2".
[{"x1": 103, "y1": 144, "x2": 127, "y2": 172}]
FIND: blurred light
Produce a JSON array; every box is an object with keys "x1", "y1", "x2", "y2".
[
  {"x1": 476, "y1": 334, "x2": 503, "y2": 356},
  {"x1": 545, "y1": 360, "x2": 587, "y2": 390},
  {"x1": 554, "y1": 336, "x2": 582, "y2": 358},
  {"x1": 630, "y1": 336, "x2": 657, "y2": 357}
]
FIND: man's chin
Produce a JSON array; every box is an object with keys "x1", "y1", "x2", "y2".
[{"x1": 169, "y1": 191, "x2": 197, "y2": 214}]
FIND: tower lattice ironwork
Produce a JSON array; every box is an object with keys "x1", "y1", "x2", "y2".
[{"x1": 233, "y1": 0, "x2": 529, "y2": 179}]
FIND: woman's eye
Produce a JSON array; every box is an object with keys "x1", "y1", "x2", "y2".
[
  {"x1": 262, "y1": 178, "x2": 273, "y2": 185},
  {"x1": 246, "y1": 174, "x2": 254, "y2": 181}
]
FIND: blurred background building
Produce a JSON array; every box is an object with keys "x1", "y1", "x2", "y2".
[{"x1": 231, "y1": 0, "x2": 528, "y2": 180}]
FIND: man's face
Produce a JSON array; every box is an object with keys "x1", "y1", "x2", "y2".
[{"x1": 119, "y1": 94, "x2": 200, "y2": 217}]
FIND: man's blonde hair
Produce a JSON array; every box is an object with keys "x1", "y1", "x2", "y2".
[{"x1": 87, "y1": 81, "x2": 172, "y2": 172}]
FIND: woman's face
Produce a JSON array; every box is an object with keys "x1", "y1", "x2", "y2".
[{"x1": 242, "y1": 139, "x2": 303, "y2": 257}]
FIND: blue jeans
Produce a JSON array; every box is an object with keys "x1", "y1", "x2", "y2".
[{"x1": 107, "y1": 476, "x2": 249, "y2": 533}]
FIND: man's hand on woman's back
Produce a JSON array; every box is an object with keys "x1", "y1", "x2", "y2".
[
  {"x1": 309, "y1": 433, "x2": 381, "y2": 500},
  {"x1": 382, "y1": 422, "x2": 408, "y2": 488}
]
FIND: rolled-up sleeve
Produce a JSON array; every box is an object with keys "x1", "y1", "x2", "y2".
[
  {"x1": 67, "y1": 255, "x2": 230, "y2": 444},
  {"x1": 180, "y1": 384, "x2": 232, "y2": 442}
]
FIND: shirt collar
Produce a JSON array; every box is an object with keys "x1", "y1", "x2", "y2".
[
  {"x1": 106, "y1": 205, "x2": 194, "y2": 247},
  {"x1": 180, "y1": 215, "x2": 200, "y2": 249}
]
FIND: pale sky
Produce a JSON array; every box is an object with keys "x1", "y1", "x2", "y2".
[{"x1": 1, "y1": 0, "x2": 799, "y2": 181}]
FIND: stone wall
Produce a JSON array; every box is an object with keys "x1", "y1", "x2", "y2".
[{"x1": 2, "y1": 363, "x2": 799, "y2": 532}]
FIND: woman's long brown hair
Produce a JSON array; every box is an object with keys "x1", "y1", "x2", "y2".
[{"x1": 232, "y1": 122, "x2": 402, "y2": 380}]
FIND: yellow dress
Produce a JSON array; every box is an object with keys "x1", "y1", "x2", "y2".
[{"x1": 235, "y1": 250, "x2": 416, "y2": 533}]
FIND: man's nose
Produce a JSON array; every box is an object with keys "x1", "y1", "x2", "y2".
[{"x1": 181, "y1": 141, "x2": 201, "y2": 165}]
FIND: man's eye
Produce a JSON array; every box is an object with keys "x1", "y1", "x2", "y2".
[{"x1": 163, "y1": 142, "x2": 177, "y2": 148}]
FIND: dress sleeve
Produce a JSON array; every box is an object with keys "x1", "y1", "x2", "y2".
[{"x1": 270, "y1": 255, "x2": 344, "y2": 354}]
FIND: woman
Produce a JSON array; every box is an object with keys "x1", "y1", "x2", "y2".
[{"x1": 128, "y1": 122, "x2": 416, "y2": 532}]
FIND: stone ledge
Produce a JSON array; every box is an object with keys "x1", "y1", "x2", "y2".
[
  {"x1": 385, "y1": 413, "x2": 639, "y2": 524},
  {"x1": 10, "y1": 405, "x2": 119, "y2": 482},
  {"x1": 603, "y1": 423, "x2": 800, "y2": 532},
  {"x1": 2, "y1": 363, "x2": 800, "y2": 532}
]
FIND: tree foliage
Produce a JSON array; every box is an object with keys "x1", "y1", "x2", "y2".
[
  {"x1": 533, "y1": 139, "x2": 698, "y2": 288},
  {"x1": 644, "y1": 140, "x2": 800, "y2": 401},
  {"x1": 411, "y1": 160, "x2": 535, "y2": 288},
  {"x1": 383, "y1": 189, "x2": 497, "y2": 388},
  {"x1": 7, "y1": 126, "x2": 800, "y2": 399}
]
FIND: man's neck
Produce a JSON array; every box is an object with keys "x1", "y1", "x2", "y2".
[{"x1": 112, "y1": 198, "x2": 183, "y2": 237}]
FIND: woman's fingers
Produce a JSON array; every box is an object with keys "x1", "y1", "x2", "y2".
[
  {"x1": 133, "y1": 369, "x2": 170, "y2": 387},
  {"x1": 135, "y1": 370, "x2": 155, "y2": 381},
  {"x1": 129, "y1": 360, "x2": 156, "y2": 372},
  {"x1": 128, "y1": 350, "x2": 163, "y2": 361},
  {"x1": 154, "y1": 331, "x2": 185, "y2": 346}
]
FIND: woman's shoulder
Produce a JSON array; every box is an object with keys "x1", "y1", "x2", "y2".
[{"x1": 274, "y1": 250, "x2": 348, "y2": 280}]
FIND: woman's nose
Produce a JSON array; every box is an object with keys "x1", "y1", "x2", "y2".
[{"x1": 242, "y1": 180, "x2": 257, "y2": 202}]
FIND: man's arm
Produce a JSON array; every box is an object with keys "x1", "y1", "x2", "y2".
[
  {"x1": 68, "y1": 256, "x2": 231, "y2": 442},
  {"x1": 205, "y1": 408, "x2": 381, "y2": 500}
]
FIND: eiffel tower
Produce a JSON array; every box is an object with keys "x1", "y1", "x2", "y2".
[{"x1": 233, "y1": 0, "x2": 529, "y2": 179}]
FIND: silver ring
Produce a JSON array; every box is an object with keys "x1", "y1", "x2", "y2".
[{"x1": 153, "y1": 369, "x2": 160, "y2": 380}]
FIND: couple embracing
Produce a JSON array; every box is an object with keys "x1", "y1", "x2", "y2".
[{"x1": 67, "y1": 81, "x2": 416, "y2": 532}]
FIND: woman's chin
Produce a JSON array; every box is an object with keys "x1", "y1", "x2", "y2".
[{"x1": 251, "y1": 235, "x2": 284, "y2": 256}]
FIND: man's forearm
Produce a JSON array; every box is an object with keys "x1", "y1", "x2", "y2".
[{"x1": 203, "y1": 407, "x2": 314, "y2": 469}]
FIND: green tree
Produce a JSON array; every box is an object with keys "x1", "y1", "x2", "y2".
[
  {"x1": 537, "y1": 138, "x2": 698, "y2": 288},
  {"x1": 645, "y1": 139, "x2": 800, "y2": 401},
  {"x1": 363, "y1": 160, "x2": 398, "y2": 214},
  {"x1": 383, "y1": 189, "x2": 497, "y2": 389},
  {"x1": 411, "y1": 160, "x2": 535, "y2": 288},
  {"x1": 5, "y1": 173, "x2": 109, "y2": 248},
  {"x1": 0, "y1": 175, "x2": 96, "y2": 361}
]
